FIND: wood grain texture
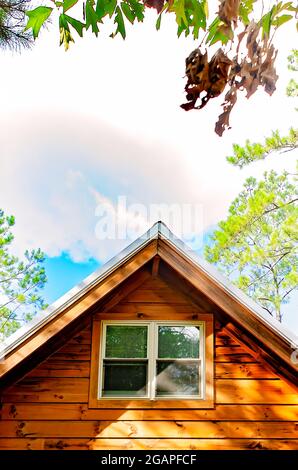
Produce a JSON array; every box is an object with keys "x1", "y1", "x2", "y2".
[
  {"x1": 1, "y1": 269, "x2": 297, "y2": 450},
  {"x1": 0, "y1": 420, "x2": 297, "y2": 439},
  {"x1": 0, "y1": 438, "x2": 297, "y2": 450},
  {"x1": 2, "y1": 378, "x2": 89, "y2": 403},
  {"x1": 26, "y1": 361, "x2": 90, "y2": 378},
  {"x1": 1, "y1": 404, "x2": 297, "y2": 421}
]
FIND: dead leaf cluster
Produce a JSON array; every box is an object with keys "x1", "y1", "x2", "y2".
[
  {"x1": 181, "y1": 21, "x2": 279, "y2": 136},
  {"x1": 181, "y1": 48, "x2": 233, "y2": 111},
  {"x1": 218, "y1": 0, "x2": 240, "y2": 27},
  {"x1": 239, "y1": 22, "x2": 279, "y2": 98}
]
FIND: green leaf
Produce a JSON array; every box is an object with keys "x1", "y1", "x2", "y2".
[
  {"x1": 261, "y1": 8, "x2": 273, "y2": 36},
  {"x1": 63, "y1": 0, "x2": 78, "y2": 13},
  {"x1": 95, "y1": 0, "x2": 106, "y2": 19},
  {"x1": 64, "y1": 14, "x2": 84, "y2": 36},
  {"x1": 207, "y1": 17, "x2": 229, "y2": 45},
  {"x1": 202, "y1": 0, "x2": 208, "y2": 18},
  {"x1": 86, "y1": 0, "x2": 99, "y2": 36},
  {"x1": 156, "y1": 13, "x2": 162, "y2": 30},
  {"x1": 191, "y1": 0, "x2": 207, "y2": 39},
  {"x1": 25, "y1": 6, "x2": 53, "y2": 40},
  {"x1": 272, "y1": 14, "x2": 293, "y2": 28},
  {"x1": 106, "y1": 0, "x2": 118, "y2": 16},
  {"x1": 16, "y1": 294, "x2": 26, "y2": 303},
  {"x1": 172, "y1": 0, "x2": 188, "y2": 27},
  {"x1": 239, "y1": 0, "x2": 255, "y2": 25},
  {"x1": 127, "y1": 0, "x2": 144, "y2": 22},
  {"x1": 96, "y1": 0, "x2": 117, "y2": 20},
  {"x1": 121, "y1": 2, "x2": 135, "y2": 23},
  {"x1": 113, "y1": 6, "x2": 126, "y2": 39},
  {"x1": 59, "y1": 13, "x2": 75, "y2": 50},
  {"x1": 177, "y1": 21, "x2": 189, "y2": 37},
  {"x1": 206, "y1": 16, "x2": 219, "y2": 41}
]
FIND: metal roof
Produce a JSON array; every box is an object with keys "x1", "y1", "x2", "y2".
[{"x1": 1, "y1": 221, "x2": 297, "y2": 360}]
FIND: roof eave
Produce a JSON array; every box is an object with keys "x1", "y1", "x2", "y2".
[{"x1": 0, "y1": 223, "x2": 160, "y2": 359}]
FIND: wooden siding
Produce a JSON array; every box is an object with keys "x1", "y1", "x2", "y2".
[{"x1": 0, "y1": 275, "x2": 297, "y2": 450}]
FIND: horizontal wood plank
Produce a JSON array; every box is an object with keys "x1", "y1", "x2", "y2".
[
  {"x1": 66, "y1": 331, "x2": 91, "y2": 345},
  {"x1": 26, "y1": 361, "x2": 90, "y2": 378},
  {"x1": 1, "y1": 404, "x2": 297, "y2": 421},
  {"x1": 3, "y1": 378, "x2": 290, "y2": 406},
  {"x1": 215, "y1": 334, "x2": 240, "y2": 346},
  {"x1": 215, "y1": 363, "x2": 277, "y2": 379},
  {"x1": 2, "y1": 378, "x2": 89, "y2": 403},
  {"x1": 123, "y1": 289, "x2": 189, "y2": 304},
  {"x1": 49, "y1": 344, "x2": 91, "y2": 361},
  {"x1": 0, "y1": 438, "x2": 297, "y2": 450},
  {"x1": 215, "y1": 345, "x2": 258, "y2": 363},
  {"x1": 216, "y1": 379, "x2": 298, "y2": 404},
  {"x1": 0, "y1": 420, "x2": 297, "y2": 439},
  {"x1": 100, "y1": 304, "x2": 201, "y2": 315}
]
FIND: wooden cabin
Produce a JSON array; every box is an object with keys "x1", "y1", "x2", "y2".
[{"x1": 0, "y1": 222, "x2": 297, "y2": 450}]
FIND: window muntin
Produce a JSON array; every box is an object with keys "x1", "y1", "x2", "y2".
[{"x1": 99, "y1": 321, "x2": 204, "y2": 400}]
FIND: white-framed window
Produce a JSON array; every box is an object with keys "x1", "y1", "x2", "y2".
[{"x1": 98, "y1": 320, "x2": 205, "y2": 400}]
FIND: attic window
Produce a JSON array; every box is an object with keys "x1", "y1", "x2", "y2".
[
  {"x1": 89, "y1": 313, "x2": 213, "y2": 409},
  {"x1": 99, "y1": 321, "x2": 204, "y2": 400}
]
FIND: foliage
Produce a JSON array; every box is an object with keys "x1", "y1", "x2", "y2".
[
  {"x1": 0, "y1": 209, "x2": 47, "y2": 340},
  {"x1": 22, "y1": 0, "x2": 298, "y2": 135},
  {"x1": 0, "y1": 0, "x2": 32, "y2": 49},
  {"x1": 286, "y1": 49, "x2": 298, "y2": 102},
  {"x1": 205, "y1": 170, "x2": 298, "y2": 321},
  {"x1": 227, "y1": 49, "x2": 298, "y2": 168},
  {"x1": 227, "y1": 128, "x2": 298, "y2": 168}
]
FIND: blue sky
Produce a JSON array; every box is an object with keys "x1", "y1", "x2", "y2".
[
  {"x1": 43, "y1": 254, "x2": 100, "y2": 304},
  {"x1": 0, "y1": 12, "x2": 297, "y2": 334}
]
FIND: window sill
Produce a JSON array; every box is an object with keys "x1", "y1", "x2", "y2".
[{"x1": 88, "y1": 397, "x2": 215, "y2": 409}]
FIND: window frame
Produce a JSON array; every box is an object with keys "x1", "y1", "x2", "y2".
[
  {"x1": 99, "y1": 320, "x2": 204, "y2": 400},
  {"x1": 89, "y1": 313, "x2": 214, "y2": 409}
]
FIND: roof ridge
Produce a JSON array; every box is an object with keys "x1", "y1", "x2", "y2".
[{"x1": 1, "y1": 221, "x2": 297, "y2": 362}]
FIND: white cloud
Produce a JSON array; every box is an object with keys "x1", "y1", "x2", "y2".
[{"x1": 0, "y1": 10, "x2": 297, "y2": 331}]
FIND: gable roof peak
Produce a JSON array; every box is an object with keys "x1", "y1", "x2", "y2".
[{"x1": 0, "y1": 221, "x2": 297, "y2": 379}]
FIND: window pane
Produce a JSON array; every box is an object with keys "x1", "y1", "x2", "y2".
[
  {"x1": 105, "y1": 325, "x2": 147, "y2": 358},
  {"x1": 102, "y1": 361, "x2": 147, "y2": 397},
  {"x1": 158, "y1": 326, "x2": 200, "y2": 358},
  {"x1": 156, "y1": 361, "x2": 200, "y2": 396}
]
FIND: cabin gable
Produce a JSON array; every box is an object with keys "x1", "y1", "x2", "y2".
[{"x1": 0, "y1": 264, "x2": 297, "y2": 450}]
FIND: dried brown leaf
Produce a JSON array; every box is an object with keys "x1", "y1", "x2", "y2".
[
  {"x1": 246, "y1": 21, "x2": 261, "y2": 61},
  {"x1": 218, "y1": 0, "x2": 240, "y2": 26},
  {"x1": 144, "y1": 0, "x2": 165, "y2": 13},
  {"x1": 181, "y1": 48, "x2": 210, "y2": 110},
  {"x1": 236, "y1": 27, "x2": 247, "y2": 54},
  {"x1": 209, "y1": 48, "x2": 233, "y2": 97},
  {"x1": 181, "y1": 48, "x2": 233, "y2": 111},
  {"x1": 239, "y1": 60, "x2": 259, "y2": 98},
  {"x1": 259, "y1": 45, "x2": 279, "y2": 95},
  {"x1": 215, "y1": 84, "x2": 238, "y2": 136},
  {"x1": 185, "y1": 49, "x2": 209, "y2": 89}
]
